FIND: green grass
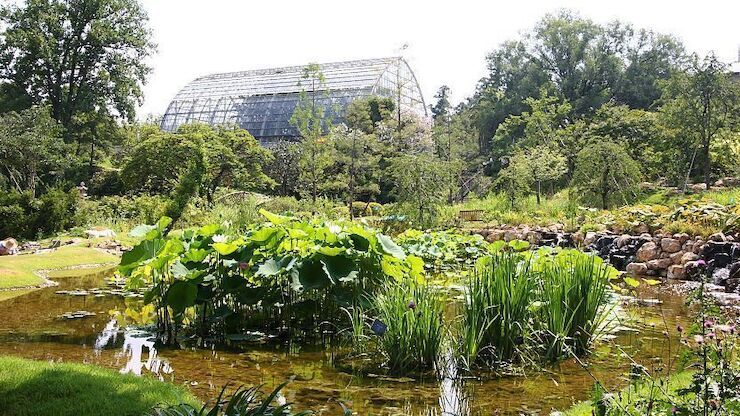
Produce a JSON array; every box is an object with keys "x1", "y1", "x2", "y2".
[
  {"x1": 0, "y1": 355, "x2": 199, "y2": 416},
  {"x1": 0, "y1": 245, "x2": 118, "y2": 289},
  {"x1": 562, "y1": 371, "x2": 695, "y2": 415}
]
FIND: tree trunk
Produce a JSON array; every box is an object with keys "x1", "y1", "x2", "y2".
[{"x1": 536, "y1": 180, "x2": 541, "y2": 205}]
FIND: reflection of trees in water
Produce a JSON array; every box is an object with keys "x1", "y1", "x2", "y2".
[{"x1": 93, "y1": 319, "x2": 172, "y2": 378}]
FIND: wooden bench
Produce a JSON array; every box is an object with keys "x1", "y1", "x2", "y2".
[{"x1": 459, "y1": 209, "x2": 484, "y2": 222}]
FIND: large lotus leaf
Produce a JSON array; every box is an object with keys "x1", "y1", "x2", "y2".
[
  {"x1": 196, "y1": 284, "x2": 214, "y2": 303},
  {"x1": 223, "y1": 275, "x2": 246, "y2": 291},
  {"x1": 376, "y1": 234, "x2": 406, "y2": 260},
  {"x1": 183, "y1": 248, "x2": 209, "y2": 264},
  {"x1": 129, "y1": 224, "x2": 156, "y2": 238},
  {"x1": 348, "y1": 233, "x2": 370, "y2": 251},
  {"x1": 250, "y1": 227, "x2": 285, "y2": 246},
  {"x1": 119, "y1": 239, "x2": 165, "y2": 275},
  {"x1": 320, "y1": 255, "x2": 358, "y2": 284},
  {"x1": 259, "y1": 209, "x2": 293, "y2": 225},
  {"x1": 166, "y1": 281, "x2": 197, "y2": 315},
  {"x1": 288, "y1": 228, "x2": 308, "y2": 239},
  {"x1": 406, "y1": 255, "x2": 425, "y2": 281},
  {"x1": 297, "y1": 260, "x2": 331, "y2": 290},
  {"x1": 381, "y1": 257, "x2": 405, "y2": 280},
  {"x1": 212, "y1": 241, "x2": 241, "y2": 256},
  {"x1": 256, "y1": 258, "x2": 283, "y2": 277},
  {"x1": 197, "y1": 223, "x2": 222, "y2": 237},
  {"x1": 235, "y1": 286, "x2": 266, "y2": 306},
  {"x1": 169, "y1": 260, "x2": 189, "y2": 278},
  {"x1": 318, "y1": 246, "x2": 346, "y2": 257}
]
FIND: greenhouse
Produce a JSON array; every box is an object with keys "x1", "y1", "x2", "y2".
[{"x1": 160, "y1": 57, "x2": 427, "y2": 144}]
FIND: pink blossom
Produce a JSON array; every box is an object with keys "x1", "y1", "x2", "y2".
[{"x1": 694, "y1": 335, "x2": 704, "y2": 344}]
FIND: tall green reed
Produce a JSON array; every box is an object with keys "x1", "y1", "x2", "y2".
[
  {"x1": 374, "y1": 279, "x2": 446, "y2": 374},
  {"x1": 459, "y1": 252, "x2": 535, "y2": 368},
  {"x1": 536, "y1": 249, "x2": 612, "y2": 360}
]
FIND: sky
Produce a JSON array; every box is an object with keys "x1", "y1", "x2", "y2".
[{"x1": 137, "y1": 0, "x2": 740, "y2": 119}]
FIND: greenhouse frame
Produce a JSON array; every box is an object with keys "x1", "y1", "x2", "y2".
[{"x1": 160, "y1": 57, "x2": 427, "y2": 144}]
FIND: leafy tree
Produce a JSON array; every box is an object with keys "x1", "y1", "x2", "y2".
[
  {"x1": 526, "y1": 145, "x2": 567, "y2": 204},
  {"x1": 659, "y1": 53, "x2": 740, "y2": 188},
  {"x1": 265, "y1": 142, "x2": 301, "y2": 197},
  {"x1": 330, "y1": 125, "x2": 381, "y2": 217},
  {"x1": 387, "y1": 153, "x2": 455, "y2": 228},
  {"x1": 0, "y1": 0, "x2": 155, "y2": 141},
  {"x1": 570, "y1": 141, "x2": 641, "y2": 209},
  {"x1": 345, "y1": 95, "x2": 395, "y2": 135},
  {"x1": 495, "y1": 151, "x2": 533, "y2": 209},
  {"x1": 290, "y1": 64, "x2": 335, "y2": 204},
  {"x1": 0, "y1": 106, "x2": 67, "y2": 197},
  {"x1": 430, "y1": 85, "x2": 452, "y2": 121}
]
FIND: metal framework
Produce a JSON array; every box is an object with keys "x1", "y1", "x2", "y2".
[{"x1": 161, "y1": 57, "x2": 427, "y2": 144}]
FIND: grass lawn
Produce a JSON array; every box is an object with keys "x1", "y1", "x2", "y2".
[
  {"x1": 0, "y1": 245, "x2": 119, "y2": 289},
  {"x1": 0, "y1": 356, "x2": 199, "y2": 416},
  {"x1": 562, "y1": 371, "x2": 695, "y2": 415}
]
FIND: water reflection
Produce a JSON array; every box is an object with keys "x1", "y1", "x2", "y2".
[{"x1": 94, "y1": 318, "x2": 172, "y2": 378}]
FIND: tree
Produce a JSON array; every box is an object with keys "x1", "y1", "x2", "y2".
[
  {"x1": 121, "y1": 124, "x2": 272, "y2": 200},
  {"x1": 430, "y1": 85, "x2": 452, "y2": 121},
  {"x1": 0, "y1": 106, "x2": 67, "y2": 197},
  {"x1": 526, "y1": 145, "x2": 567, "y2": 204},
  {"x1": 290, "y1": 64, "x2": 335, "y2": 204},
  {"x1": 265, "y1": 142, "x2": 301, "y2": 197},
  {"x1": 331, "y1": 125, "x2": 381, "y2": 217},
  {"x1": 0, "y1": 0, "x2": 155, "y2": 140},
  {"x1": 660, "y1": 53, "x2": 740, "y2": 188},
  {"x1": 387, "y1": 153, "x2": 455, "y2": 228},
  {"x1": 495, "y1": 151, "x2": 532, "y2": 209},
  {"x1": 570, "y1": 141, "x2": 641, "y2": 209}
]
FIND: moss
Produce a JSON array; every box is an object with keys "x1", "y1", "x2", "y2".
[{"x1": 0, "y1": 355, "x2": 199, "y2": 416}]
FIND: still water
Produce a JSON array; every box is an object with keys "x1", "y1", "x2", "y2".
[{"x1": 0, "y1": 269, "x2": 690, "y2": 415}]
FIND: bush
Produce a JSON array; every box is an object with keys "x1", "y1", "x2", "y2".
[
  {"x1": 88, "y1": 168, "x2": 124, "y2": 196},
  {"x1": 75, "y1": 195, "x2": 168, "y2": 231},
  {"x1": 0, "y1": 187, "x2": 79, "y2": 239}
]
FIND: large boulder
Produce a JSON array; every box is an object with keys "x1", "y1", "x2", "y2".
[
  {"x1": 637, "y1": 242, "x2": 660, "y2": 262},
  {"x1": 661, "y1": 238, "x2": 682, "y2": 253},
  {"x1": 647, "y1": 258, "x2": 673, "y2": 270},
  {"x1": 626, "y1": 262, "x2": 648, "y2": 276},
  {"x1": 669, "y1": 251, "x2": 685, "y2": 265},
  {"x1": 667, "y1": 265, "x2": 685, "y2": 280},
  {"x1": 681, "y1": 252, "x2": 700, "y2": 265}
]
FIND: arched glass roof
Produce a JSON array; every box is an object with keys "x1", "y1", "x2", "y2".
[{"x1": 161, "y1": 57, "x2": 427, "y2": 143}]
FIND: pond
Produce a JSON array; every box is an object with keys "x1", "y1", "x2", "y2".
[{"x1": 0, "y1": 269, "x2": 691, "y2": 415}]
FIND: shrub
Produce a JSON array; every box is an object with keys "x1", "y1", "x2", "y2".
[
  {"x1": 0, "y1": 187, "x2": 79, "y2": 239},
  {"x1": 88, "y1": 168, "x2": 124, "y2": 196}
]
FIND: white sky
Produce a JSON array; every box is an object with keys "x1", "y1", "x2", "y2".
[{"x1": 137, "y1": 0, "x2": 740, "y2": 118}]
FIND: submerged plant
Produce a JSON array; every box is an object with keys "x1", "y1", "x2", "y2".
[
  {"x1": 536, "y1": 249, "x2": 614, "y2": 360},
  {"x1": 459, "y1": 251, "x2": 535, "y2": 368},
  {"x1": 374, "y1": 279, "x2": 446, "y2": 374}
]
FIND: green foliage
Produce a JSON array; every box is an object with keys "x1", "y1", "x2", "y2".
[
  {"x1": 0, "y1": 106, "x2": 68, "y2": 197},
  {"x1": 458, "y1": 247, "x2": 615, "y2": 367},
  {"x1": 535, "y1": 248, "x2": 614, "y2": 360},
  {"x1": 0, "y1": 187, "x2": 79, "y2": 239},
  {"x1": 395, "y1": 229, "x2": 491, "y2": 273},
  {"x1": 148, "y1": 383, "x2": 314, "y2": 416},
  {"x1": 460, "y1": 251, "x2": 534, "y2": 367},
  {"x1": 571, "y1": 141, "x2": 642, "y2": 209},
  {"x1": 387, "y1": 154, "x2": 456, "y2": 228},
  {"x1": 119, "y1": 211, "x2": 425, "y2": 343},
  {"x1": 0, "y1": 0, "x2": 155, "y2": 139},
  {"x1": 374, "y1": 279, "x2": 446, "y2": 374}
]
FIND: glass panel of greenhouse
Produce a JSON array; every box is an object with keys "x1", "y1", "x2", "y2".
[{"x1": 160, "y1": 57, "x2": 427, "y2": 144}]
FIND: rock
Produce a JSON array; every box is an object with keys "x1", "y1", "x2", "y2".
[
  {"x1": 647, "y1": 258, "x2": 673, "y2": 270},
  {"x1": 635, "y1": 223, "x2": 650, "y2": 234},
  {"x1": 584, "y1": 231, "x2": 598, "y2": 246},
  {"x1": 725, "y1": 278, "x2": 740, "y2": 293},
  {"x1": 710, "y1": 253, "x2": 732, "y2": 268},
  {"x1": 503, "y1": 230, "x2": 518, "y2": 242},
  {"x1": 670, "y1": 251, "x2": 685, "y2": 265},
  {"x1": 690, "y1": 183, "x2": 707, "y2": 192},
  {"x1": 486, "y1": 230, "x2": 505, "y2": 242},
  {"x1": 626, "y1": 262, "x2": 648, "y2": 276},
  {"x1": 693, "y1": 243, "x2": 704, "y2": 255},
  {"x1": 709, "y1": 232, "x2": 727, "y2": 242},
  {"x1": 637, "y1": 242, "x2": 660, "y2": 262},
  {"x1": 616, "y1": 234, "x2": 632, "y2": 248},
  {"x1": 682, "y1": 241, "x2": 694, "y2": 252},
  {"x1": 667, "y1": 265, "x2": 685, "y2": 280},
  {"x1": 673, "y1": 233, "x2": 690, "y2": 245},
  {"x1": 661, "y1": 238, "x2": 682, "y2": 253},
  {"x1": 681, "y1": 252, "x2": 700, "y2": 265}
]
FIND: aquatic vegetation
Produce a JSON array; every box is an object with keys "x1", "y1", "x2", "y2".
[
  {"x1": 459, "y1": 251, "x2": 535, "y2": 367},
  {"x1": 535, "y1": 249, "x2": 614, "y2": 360},
  {"x1": 148, "y1": 383, "x2": 317, "y2": 416},
  {"x1": 395, "y1": 229, "x2": 492, "y2": 273},
  {"x1": 119, "y1": 211, "x2": 425, "y2": 344},
  {"x1": 374, "y1": 279, "x2": 446, "y2": 374}
]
